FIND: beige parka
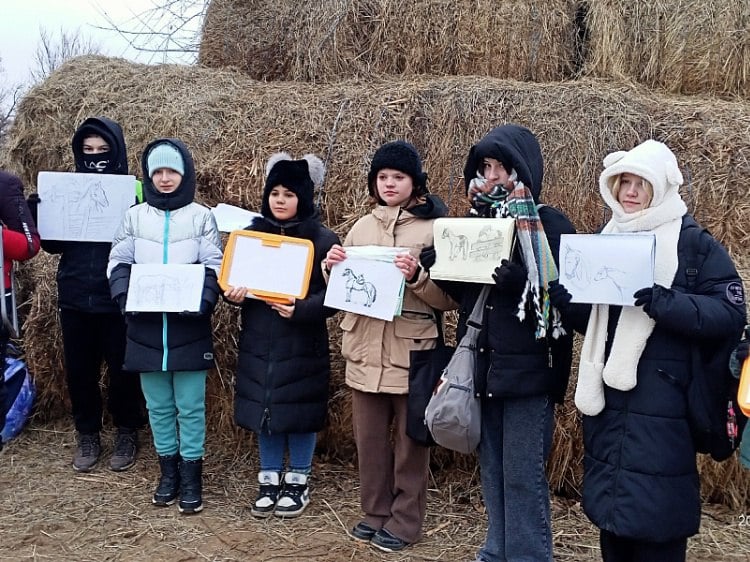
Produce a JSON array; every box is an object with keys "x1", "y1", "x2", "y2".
[{"x1": 339, "y1": 202, "x2": 457, "y2": 394}]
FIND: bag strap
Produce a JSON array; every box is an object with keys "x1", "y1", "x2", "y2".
[{"x1": 465, "y1": 285, "x2": 491, "y2": 334}]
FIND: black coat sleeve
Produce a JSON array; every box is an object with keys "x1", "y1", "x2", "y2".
[{"x1": 649, "y1": 231, "x2": 746, "y2": 339}]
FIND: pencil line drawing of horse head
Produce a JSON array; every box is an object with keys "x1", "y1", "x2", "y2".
[
  {"x1": 563, "y1": 245, "x2": 590, "y2": 289},
  {"x1": 342, "y1": 268, "x2": 377, "y2": 307},
  {"x1": 594, "y1": 266, "x2": 626, "y2": 300},
  {"x1": 441, "y1": 227, "x2": 469, "y2": 260}
]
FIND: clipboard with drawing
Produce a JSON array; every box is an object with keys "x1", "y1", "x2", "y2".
[{"x1": 218, "y1": 230, "x2": 315, "y2": 304}]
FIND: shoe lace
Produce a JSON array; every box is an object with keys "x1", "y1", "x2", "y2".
[
  {"x1": 114, "y1": 432, "x2": 136, "y2": 456},
  {"x1": 79, "y1": 434, "x2": 98, "y2": 456},
  {"x1": 281, "y1": 482, "x2": 306, "y2": 501}
]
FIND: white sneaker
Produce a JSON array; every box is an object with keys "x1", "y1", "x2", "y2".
[
  {"x1": 273, "y1": 472, "x2": 310, "y2": 518},
  {"x1": 251, "y1": 471, "x2": 281, "y2": 518}
]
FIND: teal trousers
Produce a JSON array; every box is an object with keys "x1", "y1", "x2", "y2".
[{"x1": 140, "y1": 370, "x2": 207, "y2": 461}]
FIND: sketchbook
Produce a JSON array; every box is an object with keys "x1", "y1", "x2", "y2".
[
  {"x1": 37, "y1": 171, "x2": 136, "y2": 242},
  {"x1": 430, "y1": 217, "x2": 516, "y2": 284},
  {"x1": 559, "y1": 233, "x2": 656, "y2": 306}
]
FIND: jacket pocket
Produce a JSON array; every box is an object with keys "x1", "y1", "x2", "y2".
[
  {"x1": 391, "y1": 314, "x2": 439, "y2": 369},
  {"x1": 340, "y1": 313, "x2": 364, "y2": 362}
]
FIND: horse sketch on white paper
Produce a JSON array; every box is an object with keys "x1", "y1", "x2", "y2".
[{"x1": 342, "y1": 268, "x2": 377, "y2": 307}]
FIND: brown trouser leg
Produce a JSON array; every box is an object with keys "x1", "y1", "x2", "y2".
[{"x1": 351, "y1": 389, "x2": 429, "y2": 543}]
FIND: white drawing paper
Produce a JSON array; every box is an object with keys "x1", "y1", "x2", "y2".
[
  {"x1": 126, "y1": 264, "x2": 205, "y2": 312},
  {"x1": 559, "y1": 233, "x2": 656, "y2": 306},
  {"x1": 225, "y1": 235, "x2": 312, "y2": 299},
  {"x1": 211, "y1": 203, "x2": 261, "y2": 233},
  {"x1": 37, "y1": 171, "x2": 137, "y2": 242},
  {"x1": 324, "y1": 246, "x2": 408, "y2": 321},
  {"x1": 430, "y1": 217, "x2": 516, "y2": 283}
]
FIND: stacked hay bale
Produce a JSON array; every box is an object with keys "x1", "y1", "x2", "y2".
[
  {"x1": 583, "y1": 0, "x2": 750, "y2": 98},
  {"x1": 198, "y1": 0, "x2": 580, "y2": 82},
  {"x1": 3, "y1": 56, "x2": 749, "y2": 506}
]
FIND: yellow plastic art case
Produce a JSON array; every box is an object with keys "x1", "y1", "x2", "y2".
[{"x1": 219, "y1": 230, "x2": 315, "y2": 304}]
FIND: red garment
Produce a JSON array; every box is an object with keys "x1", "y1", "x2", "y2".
[{"x1": 0, "y1": 171, "x2": 41, "y2": 289}]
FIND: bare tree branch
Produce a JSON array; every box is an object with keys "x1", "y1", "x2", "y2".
[
  {"x1": 94, "y1": 0, "x2": 208, "y2": 64},
  {"x1": 29, "y1": 27, "x2": 102, "y2": 83}
]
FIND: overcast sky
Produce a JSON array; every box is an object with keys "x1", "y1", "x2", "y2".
[{"x1": 0, "y1": 0, "x2": 202, "y2": 87}]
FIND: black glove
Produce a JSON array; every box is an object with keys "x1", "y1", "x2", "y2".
[
  {"x1": 419, "y1": 245, "x2": 436, "y2": 271},
  {"x1": 548, "y1": 280, "x2": 572, "y2": 312},
  {"x1": 738, "y1": 340, "x2": 749, "y2": 364},
  {"x1": 492, "y1": 259, "x2": 527, "y2": 295},
  {"x1": 633, "y1": 286, "x2": 655, "y2": 315}
]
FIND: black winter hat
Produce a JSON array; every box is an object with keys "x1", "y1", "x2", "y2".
[
  {"x1": 367, "y1": 141, "x2": 428, "y2": 200},
  {"x1": 262, "y1": 152, "x2": 325, "y2": 220}
]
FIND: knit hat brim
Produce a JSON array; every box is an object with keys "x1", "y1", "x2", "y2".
[{"x1": 147, "y1": 143, "x2": 185, "y2": 177}]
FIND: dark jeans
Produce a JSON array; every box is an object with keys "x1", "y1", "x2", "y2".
[
  {"x1": 600, "y1": 530, "x2": 687, "y2": 562},
  {"x1": 59, "y1": 308, "x2": 145, "y2": 433},
  {"x1": 477, "y1": 394, "x2": 555, "y2": 562}
]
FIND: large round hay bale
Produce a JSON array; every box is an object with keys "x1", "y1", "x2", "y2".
[
  {"x1": 198, "y1": 0, "x2": 580, "y2": 82},
  {"x1": 4, "y1": 56, "x2": 749, "y2": 506},
  {"x1": 582, "y1": 0, "x2": 750, "y2": 98}
]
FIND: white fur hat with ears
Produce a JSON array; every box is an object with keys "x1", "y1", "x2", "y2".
[
  {"x1": 599, "y1": 139, "x2": 683, "y2": 209},
  {"x1": 262, "y1": 152, "x2": 326, "y2": 219}
]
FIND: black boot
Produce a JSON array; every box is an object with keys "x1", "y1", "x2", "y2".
[
  {"x1": 178, "y1": 458, "x2": 203, "y2": 514},
  {"x1": 153, "y1": 453, "x2": 180, "y2": 506}
]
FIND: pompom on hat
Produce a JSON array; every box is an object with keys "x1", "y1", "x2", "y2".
[
  {"x1": 262, "y1": 152, "x2": 325, "y2": 220},
  {"x1": 147, "y1": 142, "x2": 185, "y2": 177},
  {"x1": 367, "y1": 141, "x2": 428, "y2": 200}
]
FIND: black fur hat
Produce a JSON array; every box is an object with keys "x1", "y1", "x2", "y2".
[
  {"x1": 262, "y1": 152, "x2": 325, "y2": 220},
  {"x1": 367, "y1": 141, "x2": 428, "y2": 200}
]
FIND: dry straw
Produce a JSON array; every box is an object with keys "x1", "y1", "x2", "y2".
[
  {"x1": 3, "y1": 56, "x2": 749, "y2": 506},
  {"x1": 583, "y1": 0, "x2": 750, "y2": 98},
  {"x1": 198, "y1": 0, "x2": 579, "y2": 82}
]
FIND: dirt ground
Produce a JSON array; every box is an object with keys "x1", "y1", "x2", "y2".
[{"x1": 1, "y1": 423, "x2": 749, "y2": 562}]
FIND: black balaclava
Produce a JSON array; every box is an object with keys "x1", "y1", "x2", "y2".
[{"x1": 71, "y1": 117, "x2": 129, "y2": 175}]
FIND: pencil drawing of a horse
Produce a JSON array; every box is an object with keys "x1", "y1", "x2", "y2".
[
  {"x1": 442, "y1": 227, "x2": 469, "y2": 260},
  {"x1": 342, "y1": 268, "x2": 377, "y2": 307}
]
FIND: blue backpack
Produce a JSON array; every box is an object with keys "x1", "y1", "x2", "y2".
[{"x1": 1, "y1": 344, "x2": 35, "y2": 443}]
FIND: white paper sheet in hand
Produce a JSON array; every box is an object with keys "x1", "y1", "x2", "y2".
[
  {"x1": 324, "y1": 246, "x2": 408, "y2": 321},
  {"x1": 126, "y1": 264, "x2": 206, "y2": 312},
  {"x1": 559, "y1": 233, "x2": 655, "y2": 306},
  {"x1": 37, "y1": 171, "x2": 137, "y2": 242},
  {"x1": 430, "y1": 217, "x2": 515, "y2": 283},
  {"x1": 211, "y1": 203, "x2": 262, "y2": 232}
]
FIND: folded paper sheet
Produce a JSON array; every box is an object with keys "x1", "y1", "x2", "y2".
[
  {"x1": 559, "y1": 233, "x2": 656, "y2": 306},
  {"x1": 324, "y1": 245, "x2": 408, "y2": 321},
  {"x1": 430, "y1": 217, "x2": 515, "y2": 283},
  {"x1": 211, "y1": 203, "x2": 262, "y2": 233}
]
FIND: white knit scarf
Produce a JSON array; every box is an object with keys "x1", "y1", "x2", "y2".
[{"x1": 575, "y1": 191, "x2": 687, "y2": 416}]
